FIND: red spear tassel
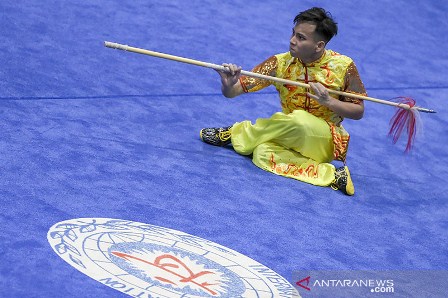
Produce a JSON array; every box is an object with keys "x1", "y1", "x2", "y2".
[{"x1": 388, "y1": 97, "x2": 422, "y2": 152}]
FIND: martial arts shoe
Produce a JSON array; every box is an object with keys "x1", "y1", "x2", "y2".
[
  {"x1": 331, "y1": 166, "x2": 355, "y2": 196},
  {"x1": 200, "y1": 126, "x2": 232, "y2": 146}
]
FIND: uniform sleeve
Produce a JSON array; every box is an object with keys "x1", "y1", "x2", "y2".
[
  {"x1": 240, "y1": 56, "x2": 278, "y2": 93},
  {"x1": 341, "y1": 62, "x2": 367, "y2": 104}
]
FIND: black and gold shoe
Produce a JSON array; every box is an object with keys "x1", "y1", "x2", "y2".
[
  {"x1": 331, "y1": 166, "x2": 355, "y2": 196},
  {"x1": 200, "y1": 126, "x2": 232, "y2": 146}
]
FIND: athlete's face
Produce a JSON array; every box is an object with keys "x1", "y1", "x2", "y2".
[{"x1": 289, "y1": 22, "x2": 325, "y2": 63}]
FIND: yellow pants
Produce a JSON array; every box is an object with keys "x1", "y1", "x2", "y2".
[{"x1": 231, "y1": 110, "x2": 336, "y2": 186}]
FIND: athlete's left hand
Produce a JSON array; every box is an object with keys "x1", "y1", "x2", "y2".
[{"x1": 307, "y1": 82, "x2": 333, "y2": 106}]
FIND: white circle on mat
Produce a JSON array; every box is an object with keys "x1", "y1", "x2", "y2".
[{"x1": 47, "y1": 218, "x2": 301, "y2": 297}]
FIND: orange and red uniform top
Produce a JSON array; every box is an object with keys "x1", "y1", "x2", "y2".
[{"x1": 240, "y1": 50, "x2": 366, "y2": 161}]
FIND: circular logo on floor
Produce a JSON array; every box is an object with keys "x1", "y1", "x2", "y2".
[{"x1": 47, "y1": 218, "x2": 300, "y2": 297}]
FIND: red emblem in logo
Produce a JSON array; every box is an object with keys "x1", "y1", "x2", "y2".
[{"x1": 296, "y1": 275, "x2": 311, "y2": 291}]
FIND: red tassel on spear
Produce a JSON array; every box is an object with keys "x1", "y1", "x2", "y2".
[
  {"x1": 388, "y1": 97, "x2": 423, "y2": 152},
  {"x1": 103, "y1": 42, "x2": 437, "y2": 152}
]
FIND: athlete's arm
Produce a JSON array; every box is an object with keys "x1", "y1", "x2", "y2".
[{"x1": 308, "y1": 82, "x2": 364, "y2": 120}]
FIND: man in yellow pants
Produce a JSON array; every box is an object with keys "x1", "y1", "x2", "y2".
[{"x1": 200, "y1": 7, "x2": 366, "y2": 196}]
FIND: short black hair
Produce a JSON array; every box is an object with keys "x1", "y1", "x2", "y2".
[{"x1": 293, "y1": 7, "x2": 338, "y2": 43}]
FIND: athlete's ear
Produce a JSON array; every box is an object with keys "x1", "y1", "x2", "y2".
[{"x1": 315, "y1": 40, "x2": 326, "y2": 52}]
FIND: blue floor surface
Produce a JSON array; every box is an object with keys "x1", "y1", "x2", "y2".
[{"x1": 1, "y1": 1, "x2": 447, "y2": 297}]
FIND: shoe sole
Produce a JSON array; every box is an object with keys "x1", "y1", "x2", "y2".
[{"x1": 344, "y1": 166, "x2": 355, "y2": 196}]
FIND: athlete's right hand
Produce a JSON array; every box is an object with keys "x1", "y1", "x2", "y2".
[{"x1": 216, "y1": 63, "x2": 242, "y2": 87}]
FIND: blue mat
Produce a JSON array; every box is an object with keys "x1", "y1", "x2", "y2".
[{"x1": 1, "y1": 1, "x2": 447, "y2": 297}]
